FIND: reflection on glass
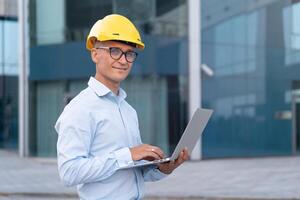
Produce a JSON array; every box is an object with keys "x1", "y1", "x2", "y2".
[
  {"x1": 283, "y1": 2, "x2": 300, "y2": 65},
  {"x1": 202, "y1": 0, "x2": 300, "y2": 158},
  {"x1": 206, "y1": 11, "x2": 259, "y2": 77},
  {"x1": 0, "y1": 19, "x2": 18, "y2": 150}
]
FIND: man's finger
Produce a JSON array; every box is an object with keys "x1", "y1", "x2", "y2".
[
  {"x1": 175, "y1": 151, "x2": 184, "y2": 165},
  {"x1": 149, "y1": 151, "x2": 161, "y2": 160},
  {"x1": 148, "y1": 146, "x2": 165, "y2": 159},
  {"x1": 183, "y1": 149, "x2": 189, "y2": 160},
  {"x1": 143, "y1": 152, "x2": 160, "y2": 161}
]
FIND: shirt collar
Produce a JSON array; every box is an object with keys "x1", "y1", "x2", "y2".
[
  {"x1": 118, "y1": 87, "x2": 127, "y2": 100},
  {"x1": 88, "y1": 77, "x2": 127, "y2": 100}
]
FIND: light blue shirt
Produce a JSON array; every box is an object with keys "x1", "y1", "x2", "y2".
[{"x1": 55, "y1": 77, "x2": 167, "y2": 200}]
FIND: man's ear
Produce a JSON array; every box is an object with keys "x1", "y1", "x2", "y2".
[{"x1": 91, "y1": 49, "x2": 98, "y2": 63}]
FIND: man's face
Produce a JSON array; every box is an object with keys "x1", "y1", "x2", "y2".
[{"x1": 91, "y1": 40, "x2": 135, "y2": 88}]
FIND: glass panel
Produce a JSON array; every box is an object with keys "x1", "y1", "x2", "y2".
[
  {"x1": 36, "y1": 0, "x2": 65, "y2": 45},
  {"x1": 202, "y1": 0, "x2": 295, "y2": 158},
  {"x1": 283, "y1": 2, "x2": 300, "y2": 65},
  {"x1": 0, "y1": 21, "x2": 3, "y2": 72},
  {"x1": 0, "y1": 19, "x2": 18, "y2": 150},
  {"x1": 4, "y1": 20, "x2": 18, "y2": 75},
  {"x1": 36, "y1": 82, "x2": 65, "y2": 157}
]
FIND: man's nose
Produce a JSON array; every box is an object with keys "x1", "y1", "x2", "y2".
[{"x1": 118, "y1": 53, "x2": 128, "y2": 64}]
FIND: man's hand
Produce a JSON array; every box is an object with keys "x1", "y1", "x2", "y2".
[
  {"x1": 130, "y1": 144, "x2": 165, "y2": 161},
  {"x1": 158, "y1": 148, "x2": 189, "y2": 174}
]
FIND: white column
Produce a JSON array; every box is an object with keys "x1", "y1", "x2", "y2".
[
  {"x1": 18, "y1": 0, "x2": 29, "y2": 157},
  {"x1": 188, "y1": 0, "x2": 202, "y2": 160}
]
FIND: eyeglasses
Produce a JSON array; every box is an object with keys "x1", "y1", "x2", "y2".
[{"x1": 95, "y1": 47, "x2": 138, "y2": 63}]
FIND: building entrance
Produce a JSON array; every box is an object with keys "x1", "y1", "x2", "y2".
[{"x1": 292, "y1": 86, "x2": 300, "y2": 154}]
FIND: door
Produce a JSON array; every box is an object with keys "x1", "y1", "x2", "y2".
[{"x1": 292, "y1": 89, "x2": 300, "y2": 154}]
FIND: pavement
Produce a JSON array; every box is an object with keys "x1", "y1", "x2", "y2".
[{"x1": 0, "y1": 150, "x2": 300, "y2": 200}]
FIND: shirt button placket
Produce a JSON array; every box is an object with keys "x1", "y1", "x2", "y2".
[{"x1": 117, "y1": 98, "x2": 131, "y2": 146}]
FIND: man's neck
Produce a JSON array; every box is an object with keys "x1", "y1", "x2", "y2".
[{"x1": 94, "y1": 75, "x2": 119, "y2": 95}]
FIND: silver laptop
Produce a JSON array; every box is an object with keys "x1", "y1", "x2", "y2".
[{"x1": 121, "y1": 108, "x2": 213, "y2": 169}]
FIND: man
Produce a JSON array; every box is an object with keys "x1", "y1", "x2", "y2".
[{"x1": 55, "y1": 14, "x2": 188, "y2": 200}]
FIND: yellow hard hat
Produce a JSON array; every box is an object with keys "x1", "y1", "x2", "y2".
[{"x1": 86, "y1": 14, "x2": 145, "y2": 50}]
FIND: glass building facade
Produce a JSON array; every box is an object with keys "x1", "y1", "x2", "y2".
[
  {"x1": 3, "y1": 0, "x2": 297, "y2": 159},
  {"x1": 0, "y1": 0, "x2": 18, "y2": 149},
  {"x1": 202, "y1": 0, "x2": 300, "y2": 158}
]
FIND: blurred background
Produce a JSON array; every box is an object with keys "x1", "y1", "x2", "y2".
[
  {"x1": 1, "y1": 0, "x2": 300, "y2": 161},
  {"x1": 1, "y1": 0, "x2": 299, "y2": 160}
]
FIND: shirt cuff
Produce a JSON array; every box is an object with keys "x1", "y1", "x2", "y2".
[
  {"x1": 152, "y1": 166, "x2": 169, "y2": 178},
  {"x1": 144, "y1": 165, "x2": 169, "y2": 180},
  {"x1": 113, "y1": 147, "x2": 134, "y2": 168}
]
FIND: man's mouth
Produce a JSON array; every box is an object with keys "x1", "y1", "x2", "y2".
[{"x1": 112, "y1": 66, "x2": 127, "y2": 71}]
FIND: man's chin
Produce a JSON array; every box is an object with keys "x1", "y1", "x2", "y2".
[{"x1": 113, "y1": 76, "x2": 128, "y2": 84}]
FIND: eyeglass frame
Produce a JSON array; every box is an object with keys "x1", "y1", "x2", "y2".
[{"x1": 95, "y1": 46, "x2": 138, "y2": 63}]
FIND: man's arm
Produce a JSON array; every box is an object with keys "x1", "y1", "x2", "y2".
[
  {"x1": 55, "y1": 109, "x2": 134, "y2": 187},
  {"x1": 57, "y1": 133, "x2": 133, "y2": 186}
]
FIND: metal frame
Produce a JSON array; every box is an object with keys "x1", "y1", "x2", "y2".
[
  {"x1": 188, "y1": 0, "x2": 201, "y2": 160},
  {"x1": 292, "y1": 91, "x2": 300, "y2": 154},
  {"x1": 292, "y1": 95, "x2": 296, "y2": 154},
  {"x1": 18, "y1": 0, "x2": 29, "y2": 157}
]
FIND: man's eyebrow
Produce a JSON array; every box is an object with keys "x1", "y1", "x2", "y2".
[{"x1": 111, "y1": 46, "x2": 135, "y2": 52}]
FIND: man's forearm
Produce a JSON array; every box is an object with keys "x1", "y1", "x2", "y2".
[{"x1": 58, "y1": 147, "x2": 133, "y2": 186}]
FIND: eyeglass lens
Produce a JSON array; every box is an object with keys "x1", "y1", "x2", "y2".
[{"x1": 109, "y1": 47, "x2": 137, "y2": 63}]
